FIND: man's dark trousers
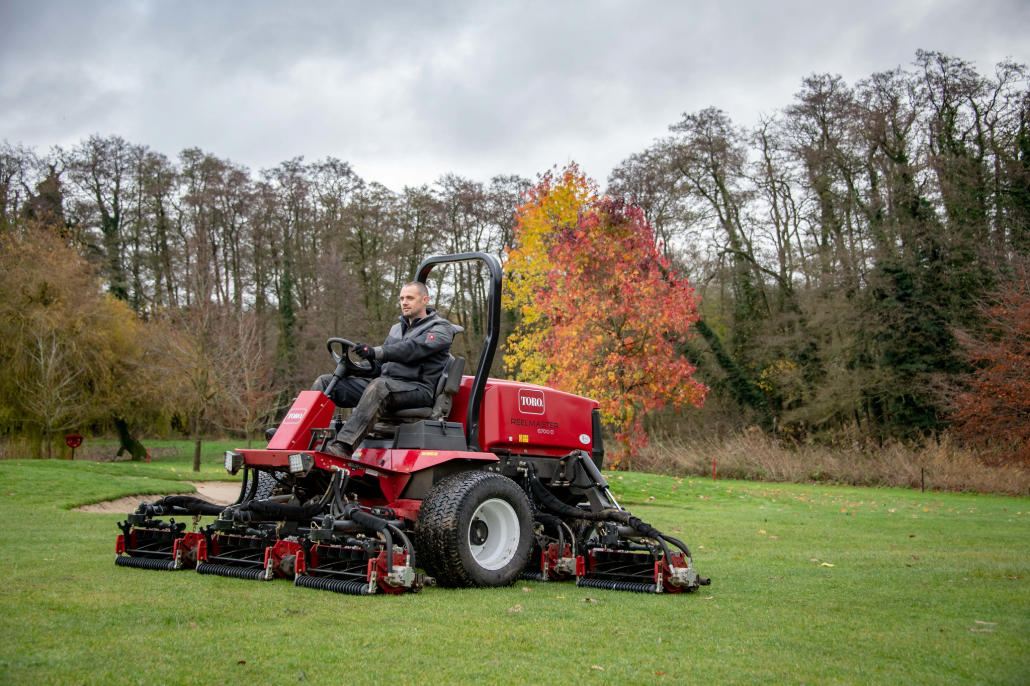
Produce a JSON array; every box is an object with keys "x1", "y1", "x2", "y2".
[{"x1": 311, "y1": 375, "x2": 434, "y2": 451}]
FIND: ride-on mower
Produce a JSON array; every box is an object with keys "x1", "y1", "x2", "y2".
[{"x1": 116, "y1": 252, "x2": 710, "y2": 596}]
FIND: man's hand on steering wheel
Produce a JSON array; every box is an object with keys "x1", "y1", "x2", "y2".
[{"x1": 353, "y1": 343, "x2": 376, "y2": 361}]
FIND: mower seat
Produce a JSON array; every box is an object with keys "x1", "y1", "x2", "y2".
[{"x1": 380, "y1": 355, "x2": 466, "y2": 424}]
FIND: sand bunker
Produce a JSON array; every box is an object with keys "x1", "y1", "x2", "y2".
[{"x1": 75, "y1": 481, "x2": 241, "y2": 513}]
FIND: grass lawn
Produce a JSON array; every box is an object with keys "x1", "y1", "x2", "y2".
[{"x1": 0, "y1": 453, "x2": 1027, "y2": 685}]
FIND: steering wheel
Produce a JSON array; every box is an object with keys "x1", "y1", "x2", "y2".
[{"x1": 323, "y1": 338, "x2": 376, "y2": 397}]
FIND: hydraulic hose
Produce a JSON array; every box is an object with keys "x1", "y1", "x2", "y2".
[
  {"x1": 660, "y1": 534, "x2": 693, "y2": 564},
  {"x1": 343, "y1": 504, "x2": 394, "y2": 577},
  {"x1": 231, "y1": 467, "x2": 251, "y2": 505},
  {"x1": 527, "y1": 467, "x2": 672, "y2": 562},
  {"x1": 387, "y1": 524, "x2": 416, "y2": 571},
  {"x1": 239, "y1": 499, "x2": 326, "y2": 521},
  {"x1": 151, "y1": 496, "x2": 227, "y2": 517},
  {"x1": 533, "y1": 510, "x2": 566, "y2": 552}
]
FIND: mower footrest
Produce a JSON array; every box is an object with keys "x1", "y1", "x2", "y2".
[
  {"x1": 196, "y1": 562, "x2": 268, "y2": 580},
  {"x1": 577, "y1": 578, "x2": 657, "y2": 594},
  {"x1": 115, "y1": 556, "x2": 177, "y2": 571},
  {"x1": 295, "y1": 575, "x2": 374, "y2": 596}
]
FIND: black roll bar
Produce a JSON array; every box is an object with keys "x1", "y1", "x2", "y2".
[{"x1": 415, "y1": 252, "x2": 503, "y2": 452}]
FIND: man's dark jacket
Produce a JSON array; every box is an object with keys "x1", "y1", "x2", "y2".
[{"x1": 371, "y1": 308, "x2": 463, "y2": 393}]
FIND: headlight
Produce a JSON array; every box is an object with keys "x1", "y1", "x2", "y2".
[
  {"x1": 224, "y1": 451, "x2": 244, "y2": 475},
  {"x1": 289, "y1": 453, "x2": 314, "y2": 474}
]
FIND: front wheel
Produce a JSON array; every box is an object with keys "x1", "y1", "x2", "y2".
[{"x1": 414, "y1": 471, "x2": 533, "y2": 588}]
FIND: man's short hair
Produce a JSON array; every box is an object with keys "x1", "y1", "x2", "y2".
[{"x1": 403, "y1": 281, "x2": 430, "y2": 298}]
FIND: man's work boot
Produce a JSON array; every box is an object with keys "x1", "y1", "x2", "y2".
[{"x1": 325, "y1": 440, "x2": 353, "y2": 458}]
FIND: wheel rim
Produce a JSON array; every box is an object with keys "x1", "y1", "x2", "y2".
[{"x1": 468, "y1": 498, "x2": 520, "y2": 570}]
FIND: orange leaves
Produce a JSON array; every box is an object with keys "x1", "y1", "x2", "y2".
[
  {"x1": 505, "y1": 166, "x2": 708, "y2": 465},
  {"x1": 951, "y1": 260, "x2": 1030, "y2": 462}
]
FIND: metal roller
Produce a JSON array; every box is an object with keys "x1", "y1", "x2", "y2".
[
  {"x1": 577, "y1": 578, "x2": 657, "y2": 594},
  {"x1": 294, "y1": 575, "x2": 374, "y2": 596},
  {"x1": 521, "y1": 572, "x2": 546, "y2": 582},
  {"x1": 115, "y1": 556, "x2": 177, "y2": 571},
  {"x1": 196, "y1": 562, "x2": 268, "y2": 580}
]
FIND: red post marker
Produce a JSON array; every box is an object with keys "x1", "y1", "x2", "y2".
[
  {"x1": 712, "y1": 457, "x2": 716, "y2": 482},
  {"x1": 147, "y1": 448, "x2": 151, "y2": 464},
  {"x1": 65, "y1": 434, "x2": 83, "y2": 461}
]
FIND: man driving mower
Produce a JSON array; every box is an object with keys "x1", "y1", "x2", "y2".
[{"x1": 311, "y1": 281, "x2": 462, "y2": 458}]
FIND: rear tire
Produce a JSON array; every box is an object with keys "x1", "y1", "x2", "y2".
[
  {"x1": 253, "y1": 471, "x2": 281, "y2": 500},
  {"x1": 414, "y1": 471, "x2": 533, "y2": 588}
]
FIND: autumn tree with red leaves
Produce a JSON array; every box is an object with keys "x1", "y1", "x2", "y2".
[
  {"x1": 951, "y1": 262, "x2": 1030, "y2": 463},
  {"x1": 506, "y1": 168, "x2": 707, "y2": 466}
]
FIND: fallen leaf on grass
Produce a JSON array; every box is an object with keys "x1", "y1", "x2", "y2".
[
  {"x1": 769, "y1": 576, "x2": 784, "y2": 579},
  {"x1": 769, "y1": 536, "x2": 779, "y2": 539},
  {"x1": 236, "y1": 660, "x2": 246, "y2": 666},
  {"x1": 188, "y1": 622, "x2": 197, "y2": 627},
  {"x1": 508, "y1": 604, "x2": 522, "y2": 613},
  {"x1": 975, "y1": 620, "x2": 998, "y2": 625},
  {"x1": 701, "y1": 596, "x2": 714, "y2": 600},
  {"x1": 556, "y1": 596, "x2": 565, "y2": 599},
  {"x1": 591, "y1": 665, "x2": 605, "y2": 671},
  {"x1": 809, "y1": 558, "x2": 819, "y2": 562},
  {"x1": 653, "y1": 671, "x2": 665, "y2": 676},
  {"x1": 821, "y1": 562, "x2": 835, "y2": 567},
  {"x1": 758, "y1": 529, "x2": 766, "y2": 534},
  {"x1": 581, "y1": 597, "x2": 598, "y2": 603},
  {"x1": 522, "y1": 587, "x2": 532, "y2": 592},
  {"x1": 968, "y1": 628, "x2": 993, "y2": 633}
]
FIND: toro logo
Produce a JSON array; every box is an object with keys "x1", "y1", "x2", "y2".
[
  {"x1": 518, "y1": 389, "x2": 545, "y2": 415},
  {"x1": 282, "y1": 408, "x2": 307, "y2": 425}
]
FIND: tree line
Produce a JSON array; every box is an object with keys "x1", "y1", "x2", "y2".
[
  {"x1": 1, "y1": 49, "x2": 1028, "y2": 461},
  {"x1": 608, "y1": 50, "x2": 1029, "y2": 446}
]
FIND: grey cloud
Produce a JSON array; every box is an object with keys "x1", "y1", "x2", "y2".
[{"x1": 2, "y1": 0, "x2": 1027, "y2": 188}]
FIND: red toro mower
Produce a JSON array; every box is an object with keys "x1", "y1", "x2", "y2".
[{"x1": 116, "y1": 252, "x2": 710, "y2": 596}]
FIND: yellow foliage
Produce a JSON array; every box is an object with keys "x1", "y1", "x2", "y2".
[
  {"x1": 0, "y1": 227, "x2": 170, "y2": 451},
  {"x1": 503, "y1": 165, "x2": 597, "y2": 381}
]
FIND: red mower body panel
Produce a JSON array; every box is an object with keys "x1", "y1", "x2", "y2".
[
  {"x1": 266, "y1": 391, "x2": 335, "y2": 451},
  {"x1": 462, "y1": 377, "x2": 598, "y2": 456}
]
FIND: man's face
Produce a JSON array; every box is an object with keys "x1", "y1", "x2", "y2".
[{"x1": 399, "y1": 285, "x2": 429, "y2": 319}]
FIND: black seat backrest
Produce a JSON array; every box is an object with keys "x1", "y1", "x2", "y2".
[{"x1": 430, "y1": 355, "x2": 466, "y2": 420}]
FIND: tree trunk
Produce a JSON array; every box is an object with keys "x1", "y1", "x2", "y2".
[
  {"x1": 191, "y1": 413, "x2": 202, "y2": 472},
  {"x1": 114, "y1": 417, "x2": 147, "y2": 461}
]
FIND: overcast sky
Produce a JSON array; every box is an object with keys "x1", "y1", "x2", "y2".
[{"x1": 2, "y1": 1, "x2": 1028, "y2": 190}]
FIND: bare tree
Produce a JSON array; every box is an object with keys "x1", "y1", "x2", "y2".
[{"x1": 17, "y1": 324, "x2": 88, "y2": 459}]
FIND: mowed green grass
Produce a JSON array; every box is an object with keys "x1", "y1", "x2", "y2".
[{"x1": 1, "y1": 455, "x2": 1028, "y2": 685}]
